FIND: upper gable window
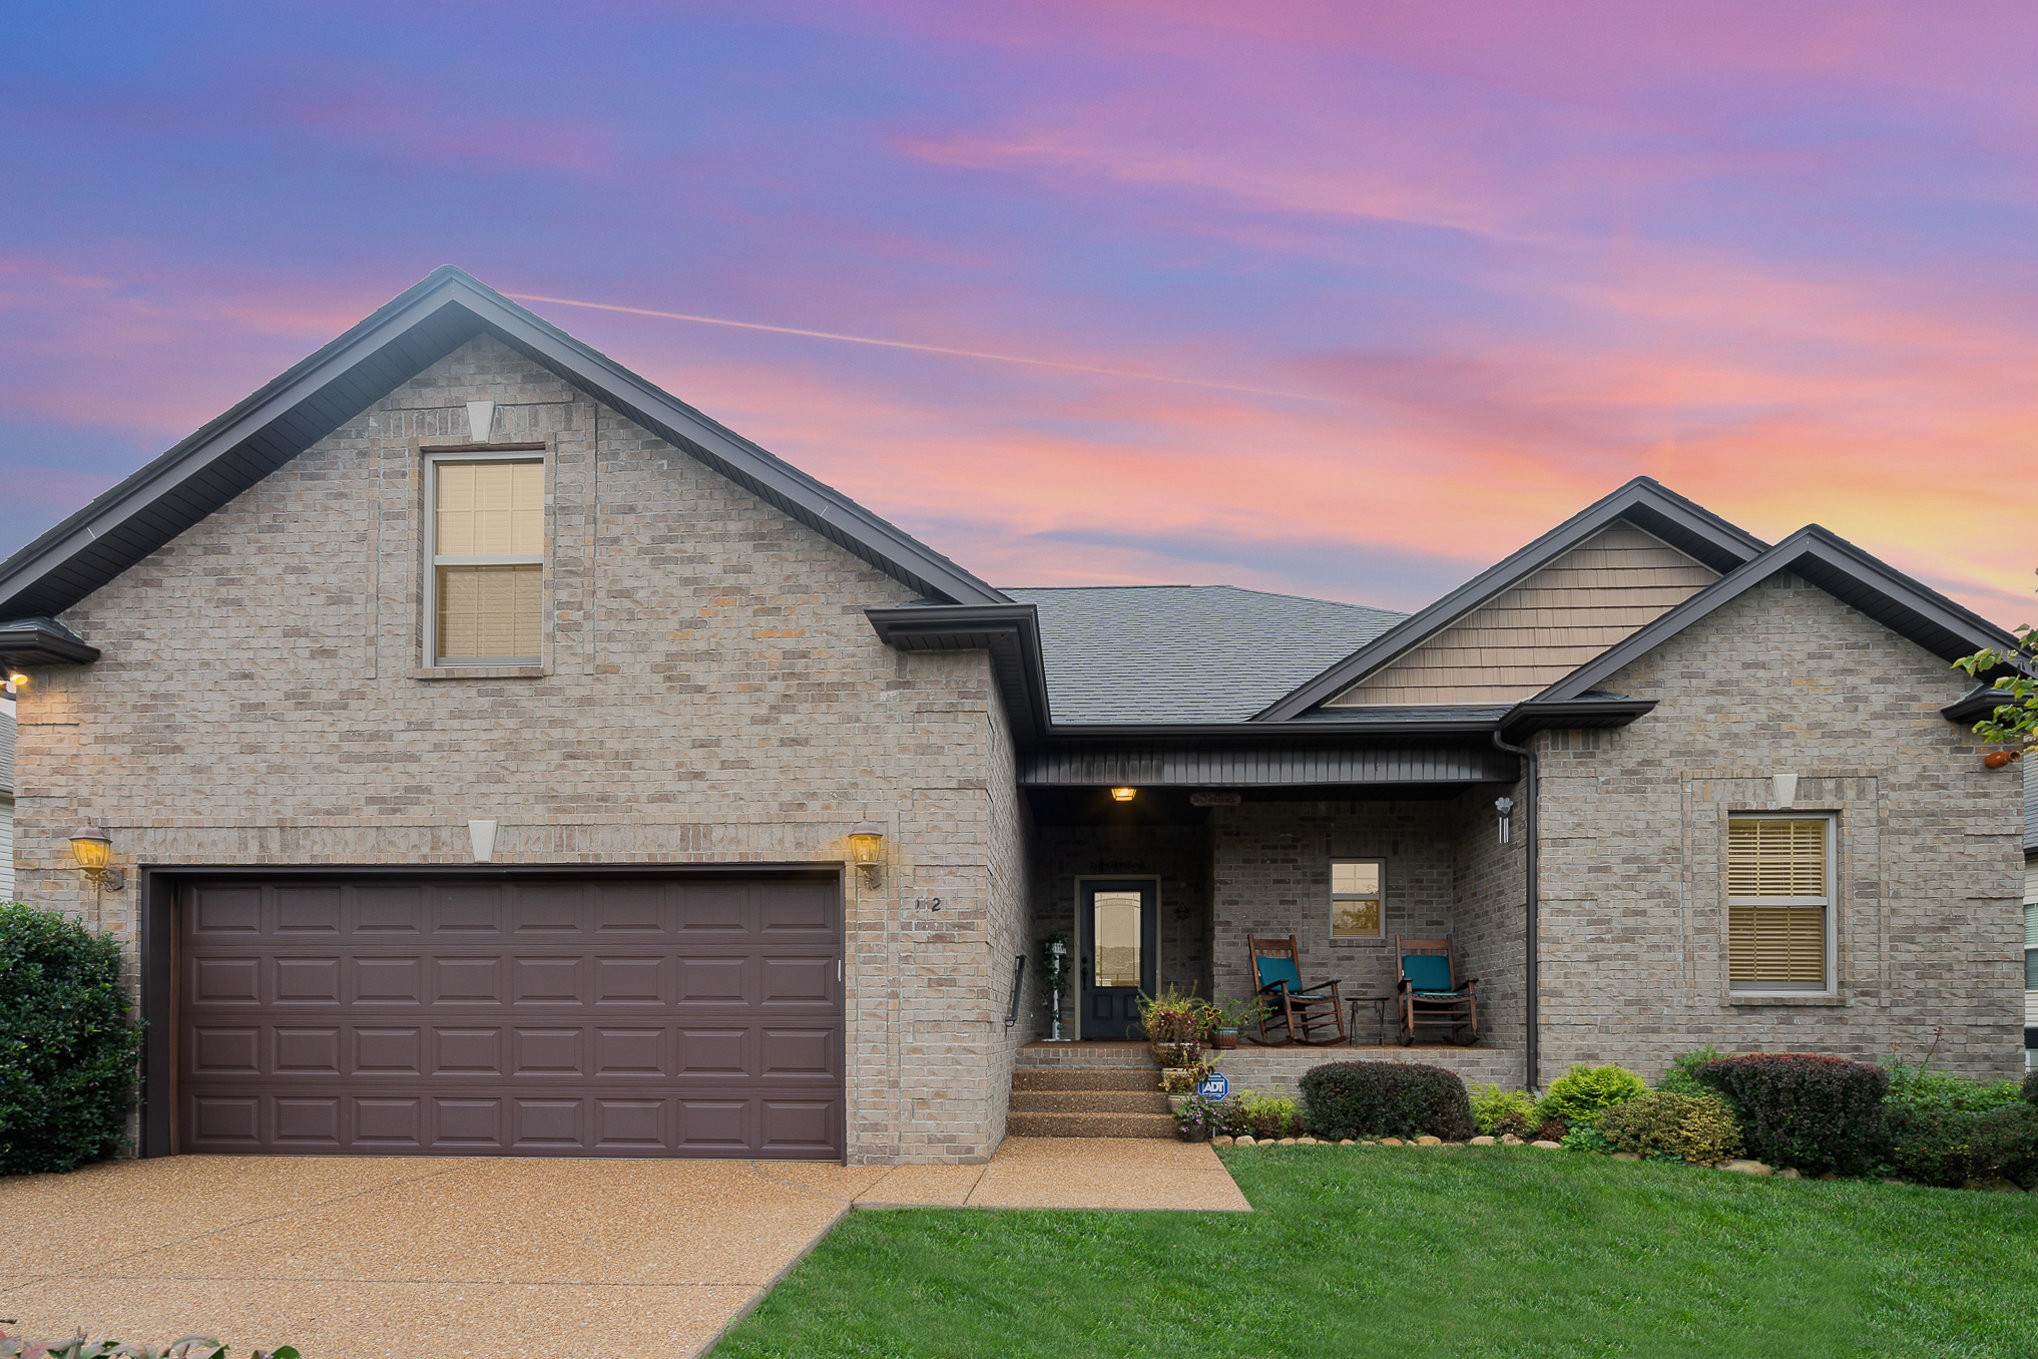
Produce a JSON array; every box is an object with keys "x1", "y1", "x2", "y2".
[{"x1": 427, "y1": 453, "x2": 544, "y2": 666}]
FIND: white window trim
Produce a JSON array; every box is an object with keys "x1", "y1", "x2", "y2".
[
  {"x1": 1329, "y1": 857, "x2": 1387, "y2": 942},
  {"x1": 1727, "y1": 812, "x2": 1837, "y2": 996},
  {"x1": 424, "y1": 449, "x2": 546, "y2": 668}
]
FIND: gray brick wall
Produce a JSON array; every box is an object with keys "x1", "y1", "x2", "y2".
[
  {"x1": 1535, "y1": 573, "x2": 2026, "y2": 1082},
  {"x1": 13, "y1": 335, "x2": 1020, "y2": 1163}
]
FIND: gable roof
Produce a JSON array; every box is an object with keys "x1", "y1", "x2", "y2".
[
  {"x1": 1006, "y1": 585, "x2": 1404, "y2": 724},
  {"x1": 0, "y1": 267, "x2": 1005, "y2": 623},
  {"x1": 1252, "y1": 477, "x2": 1768, "y2": 721},
  {"x1": 1535, "y1": 524, "x2": 2019, "y2": 702}
]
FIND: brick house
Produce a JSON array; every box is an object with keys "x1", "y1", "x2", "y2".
[{"x1": 0, "y1": 268, "x2": 2024, "y2": 1165}]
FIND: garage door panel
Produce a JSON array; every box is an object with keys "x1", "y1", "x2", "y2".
[
  {"x1": 177, "y1": 874, "x2": 842, "y2": 1157},
  {"x1": 274, "y1": 1026, "x2": 341, "y2": 1076}
]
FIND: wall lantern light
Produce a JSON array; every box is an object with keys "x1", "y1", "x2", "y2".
[
  {"x1": 69, "y1": 829, "x2": 125, "y2": 892},
  {"x1": 4, "y1": 669, "x2": 25, "y2": 689},
  {"x1": 1109, "y1": 787, "x2": 1137, "y2": 802},
  {"x1": 847, "y1": 822, "x2": 886, "y2": 889}
]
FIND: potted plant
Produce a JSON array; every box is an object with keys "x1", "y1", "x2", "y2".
[
  {"x1": 1137, "y1": 985, "x2": 1207, "y2": 1066},
  {"x1": 1172, "y1": 1094, "x2": 1217, "y2": 1141},
  {"x1": 1161, "y1": 1055, "x2": 1221, "y2": 1112},
  {"x1": 1203, "y1": 995, "x2": 1266, "y2": 1049}
]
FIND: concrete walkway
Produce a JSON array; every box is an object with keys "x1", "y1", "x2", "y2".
[{"x1": 0, "y1": 1139, "x2": 1244, "y2": 1358}]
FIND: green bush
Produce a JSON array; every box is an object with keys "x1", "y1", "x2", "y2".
[
  {"x1": 1596, "y1": 1090, "x2": 1745, "y2": 1164},
  {"x1": 1535, "y1": 1064, "x2": 1647, "y2": 1129},
  {"x1": 1884, "y1": 1059, "x2": 2024, "y2": 1116},
  {"x1": 1300, "y1": 1061, "x2": 1473, "y2": 1141},
  {"x1": 1467, "y1": 1082, "x2": 1538, "y2": 1137},
  {"x1": 1884, "y1": 1102, "x2": 2038, "y2": 1189},
  {"x1": 2025, "y1": 1070, "x2": 2038, "y2": 1106},
  {"x1": 1655, "y1": 1046, "x2": 1729, "y2": 1096},
  {"x1": 0, "y1": 902, "x2": 144, "y2": 1174},
  {"x1": 1696, "y1": 1053, "x2": 1886, "y2": 1175},
  {"x1": 1211, "y1": 1090, "x2": 1299, "y2": 1140}
]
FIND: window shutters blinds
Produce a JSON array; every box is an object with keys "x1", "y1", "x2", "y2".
[
  {"x1": 1727, "y1": 817, "x2": 1829, "y2": 988},
  {"x1": 433, "y1": 459, "x2": 543, "y2": 663}
]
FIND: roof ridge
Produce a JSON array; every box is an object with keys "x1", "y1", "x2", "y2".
[{"x1": 1005, "y1": 582, "x2": 1406, "y2": 613}]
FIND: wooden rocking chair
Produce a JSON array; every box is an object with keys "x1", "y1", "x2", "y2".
[
  {"x1": 1395, "y1": 935, "x2": 1478, "y2": 1046},
  {"x1": 1247, "y1": 934, "x2": 1347, "y2": 1045}
]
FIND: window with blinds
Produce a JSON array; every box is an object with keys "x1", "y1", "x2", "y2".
[
  {"x1": 2024, "y1": 902, "x2": 2037, "y2": 992},
  {"x1": 1726, "y1": 815, "x2": 1832, "y2": 992},
  {"x1": 429, "y1": 456, "x2": 544, "y2": 665}
]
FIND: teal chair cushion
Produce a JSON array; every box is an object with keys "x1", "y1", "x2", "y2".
[
  {"x1": 1255, "y1": 956, "x2": 1303, "y2": 993},
  {"x1": 1402, "y1": 954, "x2": 1455, "y2": 993}
]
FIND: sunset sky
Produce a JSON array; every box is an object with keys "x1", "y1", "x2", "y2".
[{"x1": 4, "y1": 1, "x2": 2035, "y2": 623}]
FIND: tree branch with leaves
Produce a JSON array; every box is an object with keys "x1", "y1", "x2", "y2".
[{"x1": 1953, "y1": 571, "x2": 2037, "y2": 770}]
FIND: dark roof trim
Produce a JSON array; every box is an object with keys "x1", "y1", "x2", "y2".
[
  {"x1": 1537, "y1": 526, "x2": 2020, "y2": 704},
  {"x1": 0, "y1": 267, "x2": 1006, "y2": 620},
  {"x1": 1942, "y1": 686, "x2": 2020, "y2": 724},
  {"x1": 1498, "y1": 696, "x2": 1658, "y2": 737},
  {"x1": 865, "y1": 604, "x2": 1052, "y2": 742},
  {"x1": 1018, "y1": 743, "x2": 1518, "y2": 787},
  {"x1": 1252, "y1": 478, "x2": 1767, "y2": 722},
  {"x1": 0, "y1": 616, "x2": 101, "y2": 667}
]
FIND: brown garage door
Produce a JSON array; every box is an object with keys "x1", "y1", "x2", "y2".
[{"x1": 175, "y1": 872, "x2": 843, "y2": 1158}]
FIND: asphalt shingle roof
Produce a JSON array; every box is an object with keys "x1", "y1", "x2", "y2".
[{"x1": 1004, "y1": 585, "x2": 1405, "y2": 725}]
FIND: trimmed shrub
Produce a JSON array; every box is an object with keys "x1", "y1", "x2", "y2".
[
  {"x1": 1695, "y1": 1053, "x2": 1886, "y2": 1174},
  {"x1": 2022, "y1": 1070, "x2": 2038, "y2": 1107},
  {"x1": 1531, "y1": 1117, "x2": 1569, "y2": 1144},
  {"x1": 1300, "y1": 1061, "x2": 1474, "y2": 1141},
  {"x1": 1467, "y1": 1082, "x2": 1538, "y2": 1137},
  {"x1": 1654, "y1": 1046, "x2": 1729, "y2": 1097},
  {"x1": 1885, "y1": 1102, "x2": 2038, "y2": 1189},
  {"x1": 0, "y1": 902, "x2": 144, "y2": 1175},
  {"x1": 1597, "y1": 1090, "x2": 1745, "y2": 1164},
  {"x1": 1535, "y1": 1064, "x2": 1648, "y2": 1128}
]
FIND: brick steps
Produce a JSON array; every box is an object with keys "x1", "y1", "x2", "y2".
[
  {"x1": 1004, "y1": 1110, "x2": 1178, "y2": 1139},
  {"x1": 1011, "y1": 1066, "x2": 1158, "y2": 1092},
  {"x1": 1009, "y1": 1088, "x2": 1168, "y2": 1114}
]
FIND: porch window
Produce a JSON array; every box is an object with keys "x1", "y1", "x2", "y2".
[
  {"x1": 1726, "y1": 815, "x2": 1833, "y2": 992},
  {"x1": 427, "y1": 454, "x2": 545, "y2": 665},
  {"x1": 1329, "y1": 859, "x2": 1385, "y2": 940}
]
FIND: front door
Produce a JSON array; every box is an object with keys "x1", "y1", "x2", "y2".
[{"x1": 1079, "y1": 879, "x2": 1157, "y2": 1039}]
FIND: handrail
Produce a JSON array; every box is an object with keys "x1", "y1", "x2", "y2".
[{"x1": 1004, "y1": 953, "x2": 1027, "y2": 1029}]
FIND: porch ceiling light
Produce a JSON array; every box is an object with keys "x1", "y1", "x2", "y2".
[
  {"x1": 69, "y1": 829, "x2": 125, "y2": 892},
  {"x1": 847, "y1": 822, "x2": 886, "y2": 889},
  {"x1": 1110, "y1": 787, "x2": 1137, "y2": 802}
]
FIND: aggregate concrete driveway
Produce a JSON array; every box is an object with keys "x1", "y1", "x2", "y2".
[{"x1": 1, "y1": 1142, "x2": 1246, "y2": 1358}]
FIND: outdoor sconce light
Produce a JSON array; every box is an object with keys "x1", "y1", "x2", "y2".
[
  {"x1": 1493, "y1": 796, "x2": 1515, "y2": 845},
  {"x1": 4, "y1": 668, "x2": 25, "y2": 689},
  {"x1": 69, "y1": 829, "x2": 125, "y2": 892},
  {"x1": 1110, "y1": 786, "x2": 1137, "y2": 802},
  {"x1": 847, "y1": 822, "x2": 886, "y2": 889}
]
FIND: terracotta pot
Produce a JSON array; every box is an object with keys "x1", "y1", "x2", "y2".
[{"x1": 1982, "y1": 750, "x2": 2019, "y2": 770}]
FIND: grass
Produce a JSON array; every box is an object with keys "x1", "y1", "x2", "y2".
[{"x1": 713, "y1": 1147, "x2": 2038, "y2": 1359}]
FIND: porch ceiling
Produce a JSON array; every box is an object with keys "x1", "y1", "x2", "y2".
[{"x1": 1017, "y1": 742, "x2": 1517, "y2": 788}]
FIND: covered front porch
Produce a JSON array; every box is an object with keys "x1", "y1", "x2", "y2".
[{"x1": 1021, "y1": 755, "x2": 1533, "y2": 1093}]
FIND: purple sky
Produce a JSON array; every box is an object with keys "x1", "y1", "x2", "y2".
[{"x1": 4, "y1": 1, "x2": 2035, "y2": 621}]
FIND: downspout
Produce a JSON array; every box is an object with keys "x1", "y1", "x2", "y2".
[{"x1": 1492, "y1": 728, "x2": 1539, "y2": 1091}]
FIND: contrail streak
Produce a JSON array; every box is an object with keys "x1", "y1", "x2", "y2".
[{"x1": 505, "y1": 291, "x2": 1331, "y2": 403}]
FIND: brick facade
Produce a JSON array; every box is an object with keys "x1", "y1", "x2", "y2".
[
  {"x1": 12, "y1": 335, "x2": 1026, "y2": 1163},
  {"x1": 1535, "y1": 574, "x2": 2025, "y2": 1082}
]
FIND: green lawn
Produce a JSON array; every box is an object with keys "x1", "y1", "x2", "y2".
[{"x1": 713, "y1": 1147, "x2": 2038, "y2": 1359}]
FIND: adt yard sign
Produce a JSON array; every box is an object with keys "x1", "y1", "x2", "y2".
[{"x1": 1198, "y1": 1071, "x2": 1230, "y2": 1101}]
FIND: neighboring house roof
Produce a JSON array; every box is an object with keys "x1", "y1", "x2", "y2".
[
  {"x1": 0, "y1": 707, "x2": 13, "y2": 797},
  {"x1": 1005, "y1": 585, "x2": 1404, "y2": 724},
  {"x1": 0, "y1": 267, "x2": 1005, "y2": 625},
  {"x1": 1253, "y1": 477, "x2": 1769, "y2": 722}
]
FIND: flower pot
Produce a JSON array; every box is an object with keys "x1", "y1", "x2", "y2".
[{"x1": 1211, "y1": 1027, "x2": 1241, "y2": 1049}]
